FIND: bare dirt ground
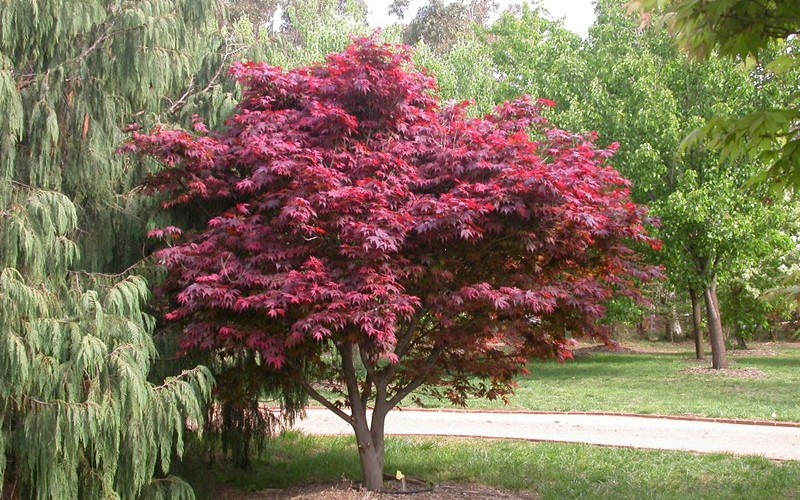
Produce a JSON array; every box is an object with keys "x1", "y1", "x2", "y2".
[{"x1": 678, "y1": 366, "x2": 768, "y2": 379}]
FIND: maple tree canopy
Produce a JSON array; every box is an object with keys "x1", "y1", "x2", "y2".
[{"x1": 125, "y1": 37, "x2": 660, "y2": 400}]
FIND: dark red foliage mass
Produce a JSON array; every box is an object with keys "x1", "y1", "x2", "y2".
[{"x1": 125, "y1": 37, "x2": 660, "y2": 406}]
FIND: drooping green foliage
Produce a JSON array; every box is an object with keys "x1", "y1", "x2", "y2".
[
  {"x1": 0, "y1": 0, "x2": 224, "y2": 270},
  {"x1": 0, "y1": 0, "x2": 226, "y2": 496},
  {"x1": 0, "y1": 189, "x2": 213, "y2": 499}
]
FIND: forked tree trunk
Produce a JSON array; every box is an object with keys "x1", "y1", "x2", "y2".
[
  {"x1": 703, "y1": 281, "x2": 728, "y2": 369},
  {"x1": 689, "y1": 287, "x2": 704, "y2": 359},
  {"x1": 301, "y1": 334, "x2": 444, "y2": 492},
  {"x1": 337, "y1": 342, "x2": 387, "y2": 491}
]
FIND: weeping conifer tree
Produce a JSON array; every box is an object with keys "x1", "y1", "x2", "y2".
[
  {"x1": 0, "y1": 0, "x2": 236, "y2": 497},
  {"x1": 0, "y1": 0, "x2": 240, "y2": 269},
  {"x1": 1, "y1": 190, "x2": 213, "y2": 498}
]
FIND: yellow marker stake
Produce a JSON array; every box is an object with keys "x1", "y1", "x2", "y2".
[{"x1": 396, "y1": 470, "x2": 406, "y2": 491}]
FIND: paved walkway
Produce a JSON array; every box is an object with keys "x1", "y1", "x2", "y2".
[{"x1": 292, "y1": 408, "x2": 800, "y2": 461}]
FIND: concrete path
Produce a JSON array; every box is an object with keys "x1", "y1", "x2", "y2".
[{"x1": 292, "y1": 408, "x2": 800, "y2": 461}]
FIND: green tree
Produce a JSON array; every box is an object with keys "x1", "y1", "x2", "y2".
[
  {"x1": 588, "y1": 0, "x2": 797, "y2": 368},
  {"x1": 0, "y1": 0, "x2": 226, "y2": 496},
  {"x1": 631, "y1": 0, "x2": 800, "y2": 190},
  {"x1": 654, "y1": 174, "x2": 789, "y2": 364},
  {"x1": 484, "y1": 0, "x2": 799, "y2": 367}
]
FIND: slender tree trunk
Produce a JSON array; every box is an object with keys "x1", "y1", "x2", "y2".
[
  {"x1": 734, "y1": 324, "x2": 748, "y2": 349},
  {"x1": 689, "y1": 287, "x2": 704, "y2": 359},
  {"x1": 636, "y1": 321, "x2": 647, "y2": 339},
  {"x1": 703, "y1": 281, "x2": 728, "y2": 369},
  {"x1": 336, "y1": 342, "x2": 386, "y2": 491},
  {"x1": 665, "y1": 299, "x2": 682, "y2": 342},
  {"x1": 664, "y1": 314, "x2": 673, "y2": 342}
]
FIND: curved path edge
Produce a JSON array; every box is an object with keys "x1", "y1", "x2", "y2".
[{"x1": 289, "y1": 408, "x2": 800, "y2": 461}]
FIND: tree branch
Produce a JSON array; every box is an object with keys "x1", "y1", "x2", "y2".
[
  {"x1": 297, "y1": 377, "x2": 351, "y2": 423},
  {"x1": 380, "y1": 308, "x2": 427, "y2": 382},
  {"x1": 167, "y1": 36, "x2": 250, "y2": 114},
  {"x1": 387, "y1": 343, "x2": 445, "y2": 408},
  {"x1": 359, "y1": 371, "x2": 373, "y2": 409},
  {"x1": 358, "y1": 346, "x2": 378, "y2": 407},
  {"x1": 337, "y1": 341, "x2": 364, "y2": 410}
]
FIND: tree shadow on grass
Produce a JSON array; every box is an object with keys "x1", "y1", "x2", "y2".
[
  {"x1": 177, "y1": 433, "x2": 362, "y2": 497},
  {"x1": 524, "y1": 353, "x2": 681, "y2": 376}
]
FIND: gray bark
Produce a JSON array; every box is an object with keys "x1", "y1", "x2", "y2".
[
  {"x1": 704, "y1": 281, "x2": 728, "y2": 369},
  {"x1": 689, "y1": 287, "x2": 704, "y2": 359}
]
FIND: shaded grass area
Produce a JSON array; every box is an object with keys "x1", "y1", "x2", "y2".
[
  {"x1": 404, "y1": 344, "x2": 800, "y2": 422},
  {"x1": 186, "y1": 432, "x2": 800, "y2": 499}
]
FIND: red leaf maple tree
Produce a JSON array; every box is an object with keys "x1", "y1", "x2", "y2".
[{"x1": 125, "y1": 37, "x2": 661, "y2": 491}]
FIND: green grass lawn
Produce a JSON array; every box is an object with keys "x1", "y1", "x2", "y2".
[
  {"x1": 196, "y1": 343, "x2": 800, "y2": 498},
  {"x1": 403, "y1": 343, "x2": 800, "y2": 422},
  {"x1": 187, "y1": 432, "x2": 800, "y2": 499}
]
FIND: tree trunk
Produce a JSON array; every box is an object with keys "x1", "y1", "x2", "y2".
[
  {"x1": 664, "y1": 314, "x2": 673, "y2": 342},
  {"x1": 318, "y1": 335, "x2": 443, "y2": 492},
  {"x1": 736, "y1": 334, "x2": 748, "y2": 349},
  {"x1": 664, "y1": 300, "x2": 682, "y2": 342},
  {"x1": 338, "y1": 341, "x2": 387, "y2": 491},
  {"x1": 689, "y1": 287, "x2": 704, "y2": 359},
  {"x1": 734, "y1": 323, "x2": 748, "y2": 349},
  {"x1": 703, "y1": 282, "x2": 728, "y2": 369},
  {"x1": 351, "y1": 409, "x2": 385, "y2": 491}
]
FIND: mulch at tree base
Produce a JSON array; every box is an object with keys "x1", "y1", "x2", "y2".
[
  {"x1": 211, "y1": 481, "x2": 537, "y2": 499},
  {"x1": 679, "y1": 366, "x2": 768, "y2": 379}
]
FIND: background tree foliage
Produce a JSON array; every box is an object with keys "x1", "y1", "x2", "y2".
[
  {"x1": 392, "y1": 0, "x2": 496, "y2": 53},
  {"x1": 481, "y1": 0, "x2": 798, "y2": 367},
  {"x1": 631, "y1": 0, "x2": 800, "y2": 191}
]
